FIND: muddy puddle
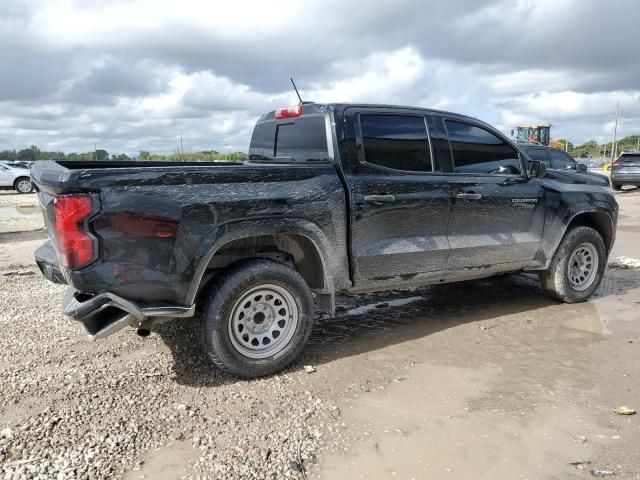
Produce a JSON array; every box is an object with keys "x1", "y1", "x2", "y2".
[
  {"x1": 123, "y1": 440, "x2": 199, "y2": 480},
  {"x1": 313, "y1": 270, "x2": 635, "y2": 480},
  {"x1": 0, "y1": 203, "x2": 40, "y2": 220},
  {"x1": 320, "y1": 364, "x2": 613, "y2": 480},
  {"x1": 0, "y1": 203, "x2": 44, "y2": 234},
  {"x1": 0, "y1": 204, "x2": 40, "y2": 220}
]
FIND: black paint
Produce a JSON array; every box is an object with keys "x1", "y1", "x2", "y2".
[{"x1": 32, "y1": 103, "x2": 618, "y2": 319}]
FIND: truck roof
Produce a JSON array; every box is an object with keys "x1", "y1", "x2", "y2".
[{"x1": 256, "y1": 102, "x2": 483, "y2": 124}]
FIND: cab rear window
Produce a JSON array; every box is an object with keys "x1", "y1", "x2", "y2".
[{"x1": 249, "y1": 116, "x2": 328, "y2": 163}]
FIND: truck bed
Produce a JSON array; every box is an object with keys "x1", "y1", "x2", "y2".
[{"x1": 31, "y1": 160, "x2": 351, "y2": 307}]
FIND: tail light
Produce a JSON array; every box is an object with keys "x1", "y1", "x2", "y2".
[
  {"x1": 275, "y1": 105, "x2": 303, "y2": 119},
  {"x1": 54, "y1": 195, "x2": 97, "y2": 269},
  {"x1": 612, "y1": 158, "x2": 624, "y2": 170}
]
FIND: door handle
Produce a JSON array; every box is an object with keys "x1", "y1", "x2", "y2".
[
  {"x1": 455, "y1": 193, "x2": 482, "y2": 200},
  {"x1": 363, "y1": 194, "x2": 396, "y2": 203}
]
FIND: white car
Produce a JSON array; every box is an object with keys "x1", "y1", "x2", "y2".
[{"x1": 0, "y1": 161, "x2": 34, "y2": 193}]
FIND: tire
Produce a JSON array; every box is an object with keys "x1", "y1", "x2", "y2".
[
  {"x1": 612, "y1": 183, "x2": 622, "y2": 191},
  {"x1": 198, "y1": 259, "x2": 314, "y2": 378},
  {"x1": 14, "y1": 177, "x2": 33, "y2": 194},
  {"x1": 539, "y1": 226, "x2": 606, "y2": 303}
]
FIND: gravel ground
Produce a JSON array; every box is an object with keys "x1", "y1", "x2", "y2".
[{"x1": 0, "y1": 271, "x2": 356, "y2": 479}]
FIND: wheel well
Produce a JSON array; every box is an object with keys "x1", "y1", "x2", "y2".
[
  {"x1": 206, "y1": 234, "x2": 325, "y2": 289},
  {"x1": 566, "y1": 212, "x2": 614, "y2": 252}
]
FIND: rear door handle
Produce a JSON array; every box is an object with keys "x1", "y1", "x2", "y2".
[
  {"x1": 455, "y1": 193, "x2": 482, "y2": 200},
  {"x1": 363, "y1": 194, "x2": 396, "y2": 203}
]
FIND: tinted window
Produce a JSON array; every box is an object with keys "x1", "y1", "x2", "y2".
[
  {"x1": 620, "y1": 153, "x2": 640, "y2": 164},
  {"x1": 549, "y1": 150, "x2": 575, "y2": 170},
  {"x1": 445, "y1": 120, "x2": 521, "y2": 175},
  {"x1": 248, "y1": 122, "x2": 276, "y2": 161},
  {"x1": 248, "y1": 116, "x2": 328, "y2": 163},
  {"x1": 360, "y1": 115, "x2": 431, "y2": 172},
  {"x1": 523, "y1": 147, "x2": 551, "y2": 167},
  {"x1": 276, "y1": 116, "x2": 327, "y2": 161}
]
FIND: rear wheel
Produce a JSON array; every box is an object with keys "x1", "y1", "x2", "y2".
[
  {"x1": 14, "y1": 177, "x2": 33, "y2": 194},
  {"x1": 198, "y1": 259, "x2": 314, "y2": 378},
  {"x1": 539, "y1": 226, "x2": 606, "y2": 303}
]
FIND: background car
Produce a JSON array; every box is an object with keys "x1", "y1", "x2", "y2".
[
  {"x1": 517, "y1": 143, "x2": 611, "y2": 188},
  {"x1": 518, "y1": 143, "x2": 588, "y2": 172},
  {"x1": 0, "y1": 160, "x2": 34, "y2": 193},
  {"x1": 611, "y1": 152, "x2": 640, "y2": 191}
]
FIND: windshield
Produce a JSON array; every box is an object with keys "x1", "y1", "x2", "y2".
[{"x1": 1, "y1": 162, "x2": 28, "y2": 169}]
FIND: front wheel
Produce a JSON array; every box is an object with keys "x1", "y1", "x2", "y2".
[
  {"x1": 539, "y1": 226, "x2": 606, "y2": 303},
  {"x1": 14, "y1": 177, "x2": 33, "y2": 194},
  {"x1": 198, "y1": 259, "x2": 314, "y2": 378}
]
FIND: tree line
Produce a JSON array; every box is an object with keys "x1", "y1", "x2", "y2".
[
  {"x1": 2, "y1": 135, "x2": 639, "y2": 163},
  {"x1": 0, "y1": 145, "x2": 248, "y2": 162},
  {"x1": 554, "y1": 135, "x2": 640, "y2": 158}
]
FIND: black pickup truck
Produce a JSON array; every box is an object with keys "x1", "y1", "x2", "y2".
[{"x1": 32, "y1": 103, "x2": 618, "y2": 377}]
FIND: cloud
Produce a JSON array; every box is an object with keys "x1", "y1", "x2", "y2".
[{"x1": 0, "y1": 0, "x2": 639, "y2": 154}]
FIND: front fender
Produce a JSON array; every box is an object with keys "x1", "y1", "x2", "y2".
[{"x1": 537, "y1": 193, "x2": 617, "y2": 269}]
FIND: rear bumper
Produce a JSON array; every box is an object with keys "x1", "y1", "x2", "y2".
[
  {"x1": 61, "y1": 288, "x2": 195, "y2": 339},
  {"x1": 611, "y1": 173, "x2": 640, "y2": 185},
  {"x1": 35, "y1": 242, "x2": 66, "y2": 284},
  {"x1": 35, "y1": 242, "x2": 195, "y2": 339}
]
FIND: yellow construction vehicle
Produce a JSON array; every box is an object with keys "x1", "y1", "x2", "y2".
[
  {"x1": 515, "y1": 124, "x2": 567, "y2": 150},
  {"x1": 516, "y1": 125, "x2": 551, "y2": 145}
]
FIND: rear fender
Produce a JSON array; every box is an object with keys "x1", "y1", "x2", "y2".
[{"x1": 186, "y1": 218, "x2": 347, "y2": 306}]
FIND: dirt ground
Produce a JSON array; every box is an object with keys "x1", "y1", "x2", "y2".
[{"x1": 0, "y1": 187, "x2": 639, "y2": 479}]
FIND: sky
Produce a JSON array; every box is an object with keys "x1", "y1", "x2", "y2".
[{"x1": 1, "y1": 0, "x2": 639, "y2": 155}]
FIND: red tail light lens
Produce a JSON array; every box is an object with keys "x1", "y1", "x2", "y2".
[
  {"x1": 612, "y1": 159, "x2": 624, "y2": 169},
  {"x1": 275, "y1": 105, "x2": 303, "y2": 119},
  {"x1": 54, "y1": 196, "x2": 96, "y2": 269}
]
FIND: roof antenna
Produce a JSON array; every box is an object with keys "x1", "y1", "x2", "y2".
[{"x1": 290, "y1": 77, "x2": 303, "y2": 105}]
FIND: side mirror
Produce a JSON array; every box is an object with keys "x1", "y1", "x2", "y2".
[
  {"x1": 528, "y1": 159, "x2": 547, "y2": 178},
  {"x1": 576, "y1": 163, "x2": 587, "y2": 172}
]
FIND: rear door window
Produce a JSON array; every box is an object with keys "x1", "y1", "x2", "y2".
[
  {"x1": 444, "y1": 120, "x2": 521, "y2": 175},
  {"x1": 359, "y1": 114, "x2": 432, "y2": 172}
]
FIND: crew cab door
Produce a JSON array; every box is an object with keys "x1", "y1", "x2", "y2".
[
  {"x1": 438, "y1": 116, "x2": 545, "y2": 269},
  {"x1": 343, "y1": 108, "x2": 451, "y2": 284}
]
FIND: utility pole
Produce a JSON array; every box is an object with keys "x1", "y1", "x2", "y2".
[
  {"x1": 180, "y1": 136, "x2": 184, "y2": 162},
  {"x1": 610, "y1": 102, "x2": 620, "y2": 163},
  {"x1": 636, "y1": 136, "x2": 639, "y2": 152}
]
